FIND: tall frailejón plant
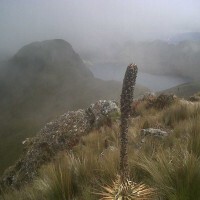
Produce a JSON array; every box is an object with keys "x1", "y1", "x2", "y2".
[
  {"x1": 120, "y1": 63, "x2": 138, "y2": 182},
  {"x1": 96, "y1": 64, "x2": 156, "y2": 199}
]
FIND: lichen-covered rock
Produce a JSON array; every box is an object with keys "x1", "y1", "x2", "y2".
[
  {"x1": 87, "y1": 100, "x2": 119, "y2": 127},
  {"x1": 0, "y1": 100, "x2": 119, "y2": 190},
  {"x1": 141, "y1": 128, "x2": 169, "y2": 138}
]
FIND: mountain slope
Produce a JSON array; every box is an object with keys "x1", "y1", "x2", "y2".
[
  {"x1": 1, "y1": 93, "x2": 200, "y2": 199},
  {"x1": 0, "y1": 39, "x2": 148, "y2": 174},
  {"x1": 161, "y1": 81, "x2": 200, "y2": 98}
]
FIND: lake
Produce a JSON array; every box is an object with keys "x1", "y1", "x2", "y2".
[{"x1": 90, "y1": 64, "x2": 190, "y2": 92}]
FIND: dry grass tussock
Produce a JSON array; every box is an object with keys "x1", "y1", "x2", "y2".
[{"x1": 1, "y1": 96, "x2": 200, "y2": 200}]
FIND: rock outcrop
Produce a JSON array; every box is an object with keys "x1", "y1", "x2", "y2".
[
  {"x1": 141, "y1": 128, "x2": 169, "y2": 138},
  {"x1": 0, "y1": 100, "x2": 119, "y2": 190}
]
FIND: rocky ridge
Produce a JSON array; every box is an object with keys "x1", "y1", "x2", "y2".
[{"x1": 0, "y1": 100, "x2": 119, "y2": 190}]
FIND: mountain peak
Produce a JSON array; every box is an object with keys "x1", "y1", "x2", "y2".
[
  {"x1": 10, "y1": 39, "x2": 93, "y2": 78},
  {"x1": 14, "y1": 39, "x2": 73, "y2": 59}
]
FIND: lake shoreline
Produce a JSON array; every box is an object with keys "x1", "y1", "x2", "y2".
[{"x1": 90, "y1": 64, "x2": 191, "y2": 92}]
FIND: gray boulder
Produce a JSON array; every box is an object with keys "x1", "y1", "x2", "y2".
[{"x1": 141, "y1": 128, "x2": 169, "y2": 138}]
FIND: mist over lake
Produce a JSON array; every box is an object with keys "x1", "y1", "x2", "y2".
[{"x1": 90, "y1": 64, "x2": 191, "y2": 91}]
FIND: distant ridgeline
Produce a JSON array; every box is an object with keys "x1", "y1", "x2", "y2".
[
  {"x1": 83, "y1": 39, "x2": 200, "y2": 80},
  {"x1": 0, "y1": 39, "x2": 148, "y2": 175}
]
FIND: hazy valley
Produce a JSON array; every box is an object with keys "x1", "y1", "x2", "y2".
[
  {"x1": 0, "y1": 39, "x2": 148, "y2": 175},
  {"x1": 1, "y1": 1, "x2": 200, "y2": 199}
]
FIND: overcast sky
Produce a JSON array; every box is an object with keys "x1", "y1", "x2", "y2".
[{"x1": 0, "y1": 0, "x2": 200, "y2": 54}]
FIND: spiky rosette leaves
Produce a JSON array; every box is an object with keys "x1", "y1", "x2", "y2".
[{"x1": 96, "y1": 176, "x2": 156, "y2": 200}]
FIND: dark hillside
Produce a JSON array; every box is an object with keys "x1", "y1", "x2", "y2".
[{"x1": 0, "y1": 39, "x2": 148, "y2": 174}]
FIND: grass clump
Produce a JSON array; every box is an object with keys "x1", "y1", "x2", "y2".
[
  {"x1": 186, "y1": 117, "x2": 200, "y2": 158},
  {"x1": 35, "y1": 154, "x2": 80, "y2": 200},
  {"x1": 137, "y1": 147, "x2": 200, "y2": 200},
  {"x1": 162, "y1": 103, "x2": 200, "y2": 127}
]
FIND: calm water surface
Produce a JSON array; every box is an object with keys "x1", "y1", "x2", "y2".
[{"x1": 90, "y1": 65, "x2": 190, "y2": 92}]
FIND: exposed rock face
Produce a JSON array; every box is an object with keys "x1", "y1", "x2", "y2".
[
  {"x1": 0, "y1": 100, "x2": 119, "y2": 190},
  {"x1": 88, "y1": 100, "x2": 119, "y2": 127}
]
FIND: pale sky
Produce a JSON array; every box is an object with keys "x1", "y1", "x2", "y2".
[{"x1": 0, "y1": 0, "x2": 200, "y2": 54}]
